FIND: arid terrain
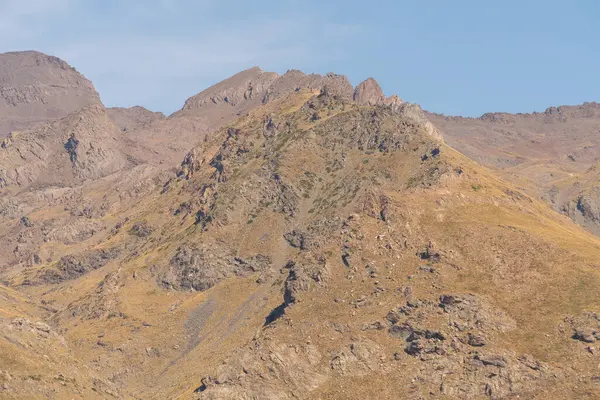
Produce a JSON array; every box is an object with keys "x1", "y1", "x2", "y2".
[{"x1": 2, "y1": 51, "x2": 600, "y2": 399}]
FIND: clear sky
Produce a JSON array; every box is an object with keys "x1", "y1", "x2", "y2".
[{"x1": 1, "y1": 0, "x2": 598, "y2": 116}]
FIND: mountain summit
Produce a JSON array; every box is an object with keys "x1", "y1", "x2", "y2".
[{"x1": 0, "y1": 51, "x2": 101, "y2": 137}]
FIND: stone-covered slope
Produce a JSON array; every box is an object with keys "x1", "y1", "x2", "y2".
[{"x1": 4, "y1": 88, "x2": 598, "y2": 399}]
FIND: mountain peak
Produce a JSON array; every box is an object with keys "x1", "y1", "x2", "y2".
[
  {"x1": 177, "y1": 67, "x2": 279, "y2": 114},
  {"x1": 0, "y1": 50, "x2": 101, "y2": 137},
  {"x1": 353, "y1": 77, "x2": 385, "y2": 106}
]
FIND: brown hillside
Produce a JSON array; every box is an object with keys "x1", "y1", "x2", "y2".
[{"x1": 2, "y1": 82, "x2": 600, "y2": 399}]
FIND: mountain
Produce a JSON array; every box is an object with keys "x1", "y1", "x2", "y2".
[
  {"x1": 2, "y1": 52, "x2": 600, "y2": 399},
  {"x1": 428, "y1": 103, "x2": 600, "y2": 234},
  {"x1": 0, "y1": 51, "x2": 101, "y2": 137}
]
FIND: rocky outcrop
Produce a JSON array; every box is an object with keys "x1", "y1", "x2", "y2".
[
  {"x1": 353, "y1": 78, "x2": 403, "y2": 108},
  {"x1": 385, "y1": 94, "x2": 403, "y2": 107},
  {"x1": 283, "y1": 229, "x2": 318, "y2": 250},
  {"x1": 129, "y1": 220, "x2": 154, "y2": 238},
  {"x1": 353, "y1": 77, "x2": 386, "y2": 106},
  {"x1": 195, "y1": 340, "x2": 327, "y2": 399},
  {"x1": 567, "y1": 311, "x2": 600, "y2": 343},
  {"x1": 576, "y1": 189, "x2": 600, "y2": 222},
  {"x1": 36, "y1": 246, "x2": 122, "y2": 284},
  {"x1": 53, "y1": 269, "x2": 124, "y2": 321},
  {"x1": 158, "y1": 245, "x2": 271, "y2": 291},
  {"x1": 395, "y1": 103, "x2": 444, "y2": 142}
]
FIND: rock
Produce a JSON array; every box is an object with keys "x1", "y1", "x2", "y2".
[
  {"x1": 330, "y1": 322, "x2": 349, "y2": 333},
  {"x1": 405, "y1": 340, "x2": 424, "y2": 355},
  {"x1": 394, "y1": 103, "x2": 444, "y2": 142},
  {"x1": 129, "y1": 221, "x2": 153, "y2": 238},
  {"x1": 419, "y1": 265, "x2": 437, "y2": 273},
  {"x1": 20, "y1": 216, "x2": 33, "y2": 227},
  {"x1": 283, "y1": 260, "x2": 315, "y2": 305},
  {"x1": 318, "y1": 73, "x2": 354, "y2": 101},
  {"x1": 351, "y1": 296, "x2": 370, "y2": 308},
  {"x1": 418, "y1": 242, "x2": 441, "y2": 262},
  {"x1": 386, "y1": 310, "x2": 402, "y2": 325},
  {"x1": 574, "y1": 327, "x2": 598, "y2": 343},
  {"x1": 385, "y1": 94, "x2": 403, "y2": 107},
  {"x1": 568, "y1": 311, "x2": 600, "y2": 344},
  {"x1": 475, "y1": 354, "x2": 508, "y2": 368},
  {"x1": 389, "y1": 324, "x2": 413, "y2": 341},
  {"x1": 283, "y1": 229, "x2": 317, "y2": 250},
  {"x1": 467, "y1": 333, "x2": 486, "y2": 347},
  {"x1": 37, "y1": 246, "x2": 122, "y2": 284},
  {"x1": 353, "y1": 78, "x2": 386, "y2": 106},
  {"x1": 34, "y1": 322, "x2": 51, "y2": 333},
  {"x1": 362, "y1": 321, "x2": 385, "y2": 331},
  {"x1": 517, "y1": 354, "x2": 542, "y2": 371},
  {"x1": 159, "y1": 245, "x2": 271, "y2": 292}
]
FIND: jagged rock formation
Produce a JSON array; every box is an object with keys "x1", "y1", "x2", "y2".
[
  {"x1": 0, "y1": 51, "x2": 101, "y2": 137},
  {"x1": 353, "y1": 77, "x2": 386, "y2": 105},
  {"x1": 353, "y1": 78, "x2": 403, "y2": 107}
]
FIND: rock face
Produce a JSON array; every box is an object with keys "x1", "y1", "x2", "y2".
[
  {"x1": 263, "y1": 70, "x2": 354, "y2": 103},
  {"x1": 181, "y1": 67, "x2": 277, "y2": 110},
  {"x1": 353, "y1": 77, "x2": 386, "y2": 106},
  {"x1": 0, "y1": 104, "x2": 133, "y2": 190},
  {"x1": 0, "y1": 51, "x2": 101, "y2": 137}
]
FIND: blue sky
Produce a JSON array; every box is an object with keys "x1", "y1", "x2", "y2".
[{"x1": 1, "y1": 0, "x2": 598, "y2": 116}]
